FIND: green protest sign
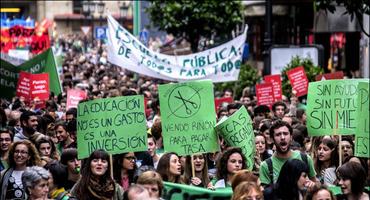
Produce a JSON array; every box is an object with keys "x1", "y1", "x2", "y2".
[
  {"x1": 163, "y1": 182, "x2": 232, "y2": 200},
  {"x1": 77, "y1": 95, "x2": 147, "y2": 159},
  {"x1": 215, "y1": 106, "x2": 255, "y2": 170},
  {"x1": 306, "y1": 79, "x2": 369, "y2": 136},
  {"x1": 1, "y1": 48, "x2": 62, "y2": 100},
  {"x1": 355, "y1": 81, "x2": 369, "y2": 157},
  {"x1": 158, "y1": 80, "x2": 218, "y2": 155}
]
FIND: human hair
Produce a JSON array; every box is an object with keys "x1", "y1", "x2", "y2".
[
  {"x1": 231, "y1": 181, "x2": 263, "y2": 200},
  {"x1": 296, "y1": 108, "x2": 305, "y2": 120},
  {"x1": 269, "y1": 120, "x2": 292, "y2": 139},
  {"x1": 253, "y1": 105, "x2": 271, "y2": 117},
  {"x1": 65, "y1": 108, "x2": 77, "y2": 118},
  {"x1": 74, "y1": 149, "x2": 115, "y2": 200},
  {"x1": 54, "y1": 120, "x2": 68, "y2": 132},
  {"x1": 35, "y1": 136, "x2": 59, "y2": 160},
  {"x1": 136, "y1": 170, "x2": 164, "y2": 196},
  {"x1": 150, "y1": 120, "x2": 162, "y2": 141},
  {"x1": 231, "y1": 169, "x2": 258, "y2": 191},
  {"x1": 216, "y1": 147, "x2": 247, "y2": 181},
  {"x1": 305, "y1": 185, "x2": 336, "y2": 200},
  {"x1": 8, "y1": 140, "x2": 41, "y2": 168},
  {"x1": 20, "y1": 110, "x2": 37, "y2": 127},
  {"x1": 275, "y1": 159, "x2": 309, "y2": 200},
  {"x1": 181, "y1": 154, "x2": 210, "y2": 187},
  {"x1": 337, "y1": 161, "x2": 367, "y2": 196},
  {"x1": 60, "y1": 148, "x2": 78, "y2": 165},
  {"x1": 22, "y1": 166, "x2": 50, "y2": 195},
  {"x1": 314, "y1": 137, "x2": 338, "y2": 173},
  {"x1": 272, "y1": 101, "x2": 287, "y2": 112},
  {"x1": 45, "y1": 160, "x2": 68, "y2": 189},
  {"x1": 156, "y1": 152, "x2": 180, "y2": 183},
  {"x1": 123, "y1": 184, "x2": 148, "y2": 200},
  {"x1": 0, "y1": 128, "x2": 13, "y2": 146},
  {"x1": 113, "y1": 152, "x2": 137, "y2": 185},
  {"x1": 226, "y1": 103, "x2": 243, "y2": 113}
]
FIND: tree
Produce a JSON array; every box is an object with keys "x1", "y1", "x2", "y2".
[
  {"x1": 315, "y1": 0, "x2": 370, "y2": 36},
  {"x1": 146, "y1": 1, "x2": 243, "y2": 53}
]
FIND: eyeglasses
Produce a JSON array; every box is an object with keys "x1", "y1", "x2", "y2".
[
  {"x1": 14, "y1": 150, "x2": 28, "y2": 155},
  {"x1": 124, "y1": 156, "x2": 136, "y2": 161}
]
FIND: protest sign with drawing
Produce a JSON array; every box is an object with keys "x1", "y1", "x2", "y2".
[
  {"x1": 355, "y1": 81, "x2": 369, "y2": 158},
  {"x1": 264, "y1": 74, "x2": 282, "y2": 101},
  {"x1": 159, "y1": 80, "x2": 218, "y2": 156},
  {"x1": 215, "y1": 106, "x2": 255, "y2": 170},
  {"x1": 77, "y1": 95, "x2": 147, "y2": 159},
  {"x1": 286, "y1": 66, "x2": 309, "y2": 97},
  {"x1": 306, "y1": 79, "x2": 369, "y2": 136}
]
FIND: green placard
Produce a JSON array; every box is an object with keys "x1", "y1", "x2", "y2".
[
  {"x1": 163, "y1": 182, "x2": 232, "y2": 200},
  {"x1": 215, "y1": 106, "x2": 255, "y2": 170},
  {"x1": 158, "y1": 80, "x2": 218, "y2": 156},
  {"x1": 77, "y1": 95, "x2": 147, "y2": 159},
  {"x1": 306, "y1": 79, "x2": 368, "y2": 136},
  {"x1": 0, "y1": 48, "x2": 62, "y2": 100},
  {"x1": 355, "y1": 81, "x2": 370, "y2": 157}
]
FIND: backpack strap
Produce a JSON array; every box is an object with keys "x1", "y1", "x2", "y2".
[
  {"x1": 300, "y1": 152, "x2": 308, "y2": 166},
  {"x1": 266, "y1": 157, "x2": 274, "y2": 184}
]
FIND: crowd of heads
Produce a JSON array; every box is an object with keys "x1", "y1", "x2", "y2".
[{"x1": 0, "y1": 34, "x2": 369, "y2": 200}]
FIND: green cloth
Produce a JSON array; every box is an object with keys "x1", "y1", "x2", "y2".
[{"x1": 259, "y1": 150, "x2": 316, "y2": 185}]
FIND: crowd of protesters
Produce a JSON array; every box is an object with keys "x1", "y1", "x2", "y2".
[{"x1": 0, "y1": 34, "x2": 369, "y2": 200}]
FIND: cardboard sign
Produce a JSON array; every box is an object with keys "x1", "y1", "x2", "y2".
[
  {"x1": 158, "y1": 80, "x2": 218, "y2": 156},
  {"x1": 215, "y1": 106, "x2": 255, "y2": 170},
  {"x1": 214, "y1": 97, "x2": 233, "y2": 111},
  {"x1": 66, "y1": 89, "x2": 88, "y2": 110},
  {"x1": 256, "y1": 82, "x2": 275, "y2": 108},
  {"x1": 355, "y1": 81, "x2": 369, "y2": 158},
  {"x1": 315, "y1": 71, "x2": 344, "y2": 81},
  {"x1": 77, "y1": 95, "x2": 147, "y2": 159},
  {"x1": 16, "y1": 71, "x2": 49, "y2": 101},
  {"x1": 264, "y1": 74, "x2": 282, "y2": 101},
  {"x1": 306, "y1": 79, "x2": 368, "y2": 136},
  {"x1": 286, "y1": 66, "x2": 309, "y2": 97}
]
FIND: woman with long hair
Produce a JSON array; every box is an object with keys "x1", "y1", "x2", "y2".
[
  {"x1": 211, "y1": 147, "x2": 246, "y2": 189},
  {"x1": 113, "y1": 152, "x2": 137, "y2": 191},
  {"x1": 0, "y1": 140, "x2": 41, "y2": 200},
  {"x1": 255, "y1": 133, "x2": 272, "y2": 161},
  {"x1": 274, "y1": 159, "x2": 309, "y2": 200},
  {"x1": 181, "y1": 153, "x2": 210, "y2": 188},
  {"x1": 70, "y1": 149, "x2": 124, "y2": 200},
  {"x1": 314, "y1": 137, "x2": 338, "y2": 186},
  {"x1": 156, "y1": 152, "x2": 181, "y2": 183},
  {"x1": 35, "y1": 136, "x2": 59, "y2": 166}
]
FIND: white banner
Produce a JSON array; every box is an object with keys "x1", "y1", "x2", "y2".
[{"x1": 107, "y1": 15, "x2": 248, "y2": 82}]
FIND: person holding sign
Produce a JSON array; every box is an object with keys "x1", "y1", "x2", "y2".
[
  {"x1": 181, "y1": 154, "x2": 210, "y2": 188},
  {"x1": 156, "y1": 152, "x2": 182, "y2": 184},
  {"x1": 210, "y1": 147, "x2": 247, "y2": 189},
  {"x1": 70, "y1": 149, "x2": 124, "y2": 200}
]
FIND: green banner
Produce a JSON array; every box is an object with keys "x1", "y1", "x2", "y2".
[
  {"x1": 163, "y1": 182, "x2": 232, "y2": 200},
  {"x1": 77, "y1": 95, "x2": 147, "y2": 159},
  {"x1": 215, "y1": 106, "x2": 255, "y2": 170},
  {"x1": 158, "y1": 80, "x2": 218, "y2": 156},
  {"x1": 1, "y1": 48, "x2": 62, "y2": 100},
  {"x1": 355, "y1": 81, "x2": 369, "y2": 157},
  {"x1": 306, "y1": 79, "x2": 368, "y2": 136}
]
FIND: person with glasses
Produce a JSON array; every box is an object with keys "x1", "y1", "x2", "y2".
[
  {"x1": 22, "y1": 166, "x2": 50, "y2": 200},
  {"x1": 0, "y1": 129, "x2": 13, "y2": 171},
  {"x1": 209, "y1": 147, "x2": 247, "y2": 189},
  {"x1": 0, "y1": 140, "x2": 41, "y2": 200},
  {"x1": 113, "y1": 152, "x2": 137, "y2": 191}
]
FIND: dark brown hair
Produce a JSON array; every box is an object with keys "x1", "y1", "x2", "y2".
[
  {"x1": 156, "y1": 152, "x2": 180, "y2": 183},
  {"x1": 216, "y1": 147, "x2": 247, "y2": 181}
]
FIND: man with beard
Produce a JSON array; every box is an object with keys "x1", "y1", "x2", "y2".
[
  {"x1": 259, "y1": 120, "x2": 317, "y2": 188},
  {"x1": 14, "y1": 110, "x2": 44, "y2": 143}
]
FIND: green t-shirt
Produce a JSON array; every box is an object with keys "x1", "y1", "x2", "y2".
[{"x1": 259, "y1": 150, "x2": 316, "y2": 185}]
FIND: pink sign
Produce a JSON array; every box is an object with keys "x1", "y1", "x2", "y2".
[
  {"x1": 264, "y1": 74, "x2": 282, "y2": 101},
  {"x1": 66, "y1": 89, "x2": 88, "y2": 109},
  {"x1": 286, "y1": 66, "x2": 309, "y2": 97},
  {"x1": 16, "y1": 71, "x2": 49, "y2": 101},
  {"x1": 256, "y1": 83, "x2": 275, "y2": 108}
]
